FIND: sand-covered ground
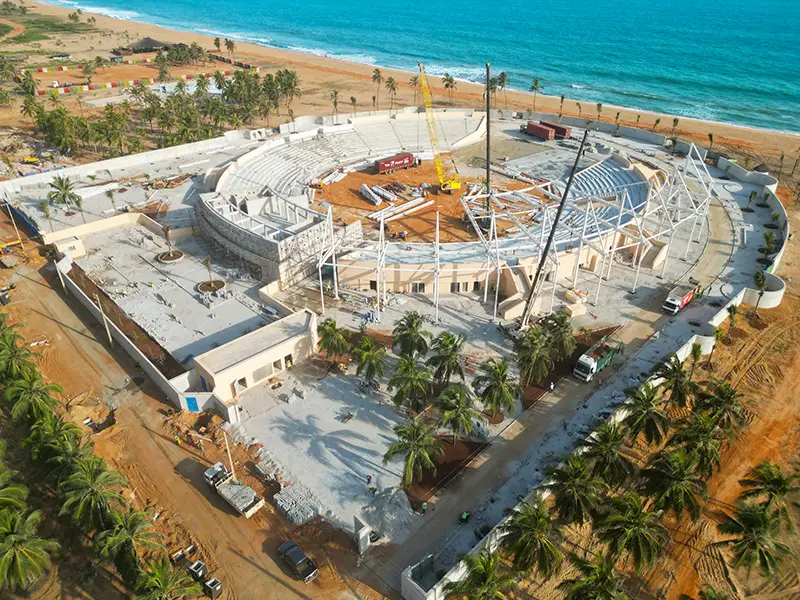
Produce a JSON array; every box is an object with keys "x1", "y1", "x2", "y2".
[{"x1": 1, "y1": 0, "x2": 798, "y2": 168}]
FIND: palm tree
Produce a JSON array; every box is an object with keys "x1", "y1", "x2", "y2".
[
  {"x1": 543, "y1": 454, "x2": 607, "y2": 524},
  {"x1": 708, "y1": 132, "x2": 714, "y2": 150},
  {"x1": 392, "y1": 311, "x2": 431, "y2": 358},
  {"x1": 717, "y1": 502, "x2": 791, "y2": 578},
  {"x1": 542, "y1": 310, "x2": 576, "y2": 360},
  {"x1": 499, "y1": 499, "x2": 563, "y2": 577},
  {"x1": 726, "y1": 305, "x2": 738, "y2": 340},
  {"x1": 652, "y1": 118, "x2": 661, "y2": 132},
  {"x1": 621, "y1": 382, "x2": 670, "y2": 445},
  {"x1": 136, "y1": 557, "x2": 202, "y2": 600},
  {"x1": 105, "y1": 188, "x2": 117, "y2": 213},
  {"x1": 654, "y1": 353, "x2": 694, "y2": 408},
  {"x1": 408, "y1": 75, "x2": 419, "y2": 105},
  {"x1": 45, "y1": 437, "x2": 94, "y2": 485},
  {"x1": 0, "y1": 330, "x2": 35, "y2": 379},
  {"x1": 350, "y1": 95, "x2": 357, "y2": 117},
  {"x1": 640, "y1": 449, "x2": 707, "y2": 520},
  {"x1": 596, "y1": 102, "x2": 603, "y2": 122},
  {"x1": 705, "y1": 327, "x2": 725, "y2": 368},
  {"x1": 597, "y1": 491, "x2": 668, "y2": 572},
  {"x1": 317, "y1": 318, "x2": 351, "y2": 364},
  {"x1": 388, "y1": 356, "x2": 432, "y2": 412},
  {"x1": 0, "y1": 442, "x2": 27, "y2": 511},
  {"x1": 497, "y1": 72, "x2": 509, "y2": 109},
  {"x1": 0, "y1": 510, "x2": 59, "y2": 592},
  {"x1": 4, "y1": 369, "x2": 62, "y2": 424},
  {"x1": 529, "y1": 79, "x2": 542, "y2": 111},
  {"x1": 747, "y1": 190, "x2": 757, "y2": 210},
  {"x1": 372, "y1": 68, "x2": 383, "y2": 111},
  {"x1": 559, "y1": 93, "x2": 565, "y2": 120},
  {"x1": 353, "y1": 335, "x2": 385, "y2": 383},
  {"x1": 689, "y1": 342, "x2": 703, "y2": 381},
  {"x1": 383, "y1": 416, "x2": 443, "y2": 488},
  {"x1": 699, "y1": 380, "x2": 745, "y2": 441},
  {"x1": 213, "y1": 37, "x2": 221, "y2": 53},
  {"x1": 60, "y1": 456, "x2": 127, "y2": 531},
  {"x1": 427, "y1": 331, "x2": 465, "y2": 385},
  {"x1": 669, "y1": 413, "x2": 722, "y2": 478},
  {"x1": 472, "y1": 358, "x2": 520, "y2": 418},
  {"x1": 437, "y1": 384, "x2": 483, "y2": 444},
  {"x1": 672, "y1": 117, "x2": 679, "y2": 137},
  {"x1": 739, "y1": 461, "x2": 800, "y2": 532},
  {"x1": 24, "y1": 412, "x2": 81, "y2": 462},
  {"x1": 385, "y1": 77, "x2": 398, "y2": 113},
  {"x1": 224, "y1": 38, "x2": 236, "y2": 61},
  {"x1": 40, "y1": 201, "x2": 54, "y2": 232},
  {"x1": 687, "y1": 585, "x2": 730, "y2": 600},
  {"x1": 753, "y1": 270, "x2": 767, "y2": 316},
  {"x1": 98, "y1": 508, "x2": 164, "y2": 566},
  {"x1": 557, "y1": 553, "x2": 628, "y2": 600},
  {"x1": 514, "y1": 326, "x2": 553, "y2": 387},
  {"x1": 443, "y1": 549, "x2": 515, "y2": 600},
  {"x1": 47, "y1": 175, "x2": 80, "y2": 211},
  {"x1": 74, "y1": 194, "x2": 87, "y2": 224},
  {"x1": 578, "y1": 422, "x2": 634, "y2": 487}
]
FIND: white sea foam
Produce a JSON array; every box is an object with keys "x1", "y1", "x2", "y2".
[
  {"x1": 66, "y1": 3, "x2": 141, "y2": 20},
  {"x1": 423, "y1": 64, "x2": 485, "y2": 83},
  {"x1": 571, "y1": 83, "x2": 584, "y2": 89},
  {"x1": 287, "y1": 46, "x2": 376, "y2": 65}
]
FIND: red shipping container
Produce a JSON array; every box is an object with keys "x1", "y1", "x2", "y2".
[
  {"x1": 376, "y1": 152, "x2": 415, "y2": 174},
  {"x1": 540, "y1": 121, "x2": 571, "y2": 139}
]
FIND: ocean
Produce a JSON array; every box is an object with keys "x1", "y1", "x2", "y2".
[{"x1": 46, "y1": 0, "x2": 800, "y2": 133}]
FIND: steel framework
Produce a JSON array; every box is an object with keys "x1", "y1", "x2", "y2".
[{"x1": 315, "y1": 144, "x2": 715, "y2": 322}]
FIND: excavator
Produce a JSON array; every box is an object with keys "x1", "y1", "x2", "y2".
[{"x1": 417, "y1": 63, "x2": 460, "y2": 193}]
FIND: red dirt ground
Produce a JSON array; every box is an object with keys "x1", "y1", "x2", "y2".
[{"x1": 406, "y1": 438, "x2": 490, "y2": 507}]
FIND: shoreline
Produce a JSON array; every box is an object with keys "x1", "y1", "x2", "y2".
[{"x1": 16, "y1": 1, "x2": 800, "y2": 159}]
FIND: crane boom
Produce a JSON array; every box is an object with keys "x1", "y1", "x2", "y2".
[{"x1": 417, "y1": 63, "x2": 460, "y2": 191}]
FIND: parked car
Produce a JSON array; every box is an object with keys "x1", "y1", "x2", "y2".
[{"x1": 278, "y1": 541, "x2": 318, "y2": 583}]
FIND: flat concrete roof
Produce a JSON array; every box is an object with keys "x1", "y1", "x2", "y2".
[
  {"x1": 194, "y1": 310, "x2": 312, "y2": 375},
  {"x1": 75, "y1": 225, "x2": 267, "y2": 363}
]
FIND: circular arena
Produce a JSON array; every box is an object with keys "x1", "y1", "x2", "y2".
[{"x1": 196, "y1": 108, "x2": 714, "y2": 320}]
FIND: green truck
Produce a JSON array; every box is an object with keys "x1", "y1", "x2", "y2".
[{"x1": 573, "y1": 335, "x2": 624, "y2": 382}]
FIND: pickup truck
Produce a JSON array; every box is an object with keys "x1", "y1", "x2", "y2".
[{"x1": 278, "y1": 541, "x2": 319, "y2": 583}]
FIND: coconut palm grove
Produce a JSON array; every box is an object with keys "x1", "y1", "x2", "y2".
[{"x1": 316, "y1": 310, "x2": 796, "y2": 600}]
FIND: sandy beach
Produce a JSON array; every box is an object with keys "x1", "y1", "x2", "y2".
[{"x1": 4, "y1": 1, "x2": 799, "y2": 174}]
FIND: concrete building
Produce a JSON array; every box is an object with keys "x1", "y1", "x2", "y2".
[{"x1": 192, "y1": 309, "x2": 317, "y2": 403}]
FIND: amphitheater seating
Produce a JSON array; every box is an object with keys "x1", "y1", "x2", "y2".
[{"x1": 218, "y1": 115, "x2": 484, "y2": 201}]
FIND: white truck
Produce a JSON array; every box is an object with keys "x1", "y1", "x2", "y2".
[
  {"x1": 573, "y1": 336, "x2": 624, "y2": 382},
  {"x1": 662, "y1": 278, "x2": 701, "y2": 315},
  {"x1": 203, "y1": 462, "x2": 265, "y2": 519}
]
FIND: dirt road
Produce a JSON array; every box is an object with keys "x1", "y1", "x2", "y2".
[
  {"x1": 0, "y1": 18, "x2": 25, "y2": 42},
  {"x1": 1, "y1": 253, "x2": 389, "y2": 600}
]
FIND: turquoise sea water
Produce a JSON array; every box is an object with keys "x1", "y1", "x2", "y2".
[{"x1": 47, "y1": 0, "x2": 800, "y2": 133}]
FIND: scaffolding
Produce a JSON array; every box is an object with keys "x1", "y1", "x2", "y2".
[{"x1": 315, "y1": 144, "x2": 715, "y2": 322}]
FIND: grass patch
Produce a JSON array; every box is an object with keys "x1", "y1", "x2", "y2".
[
  {"x1": 1, "y1": 15, "x2": 97, "y2": 45},
  {"x1": 0, "y1": 23, "x2": 12, "y2": 37},
  {"x1": 7, "y1": 30, "x2": 48, "y2": 43}
]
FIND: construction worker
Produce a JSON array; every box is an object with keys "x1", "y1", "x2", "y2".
[{"x1": 173, "y1": 434, "x2": 182, "y2": 446}]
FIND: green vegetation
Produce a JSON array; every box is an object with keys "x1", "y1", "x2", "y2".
[{"x1": 0, "y1": 312, "x2": 170, "y2": 595}]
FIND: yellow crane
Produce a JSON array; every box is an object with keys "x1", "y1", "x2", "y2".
[{"x1": 417, "y1": 62, "x2": 460, "y2": 192}]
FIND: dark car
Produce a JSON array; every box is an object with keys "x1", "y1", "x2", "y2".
[{"x1": 278, "y1": 541, "x2": 319, "y2": 583}]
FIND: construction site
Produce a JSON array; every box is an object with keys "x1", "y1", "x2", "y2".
[{"x1": 0, "y1": 57, "x2": 795, "y2": 600}]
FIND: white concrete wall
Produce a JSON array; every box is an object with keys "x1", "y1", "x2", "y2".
[
  {"x1": 56, "y1": 254, "x2": 185, "y2": 410},
  {"x1": 1, "y1": 131, "x2": 247, "y2": 195}
]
